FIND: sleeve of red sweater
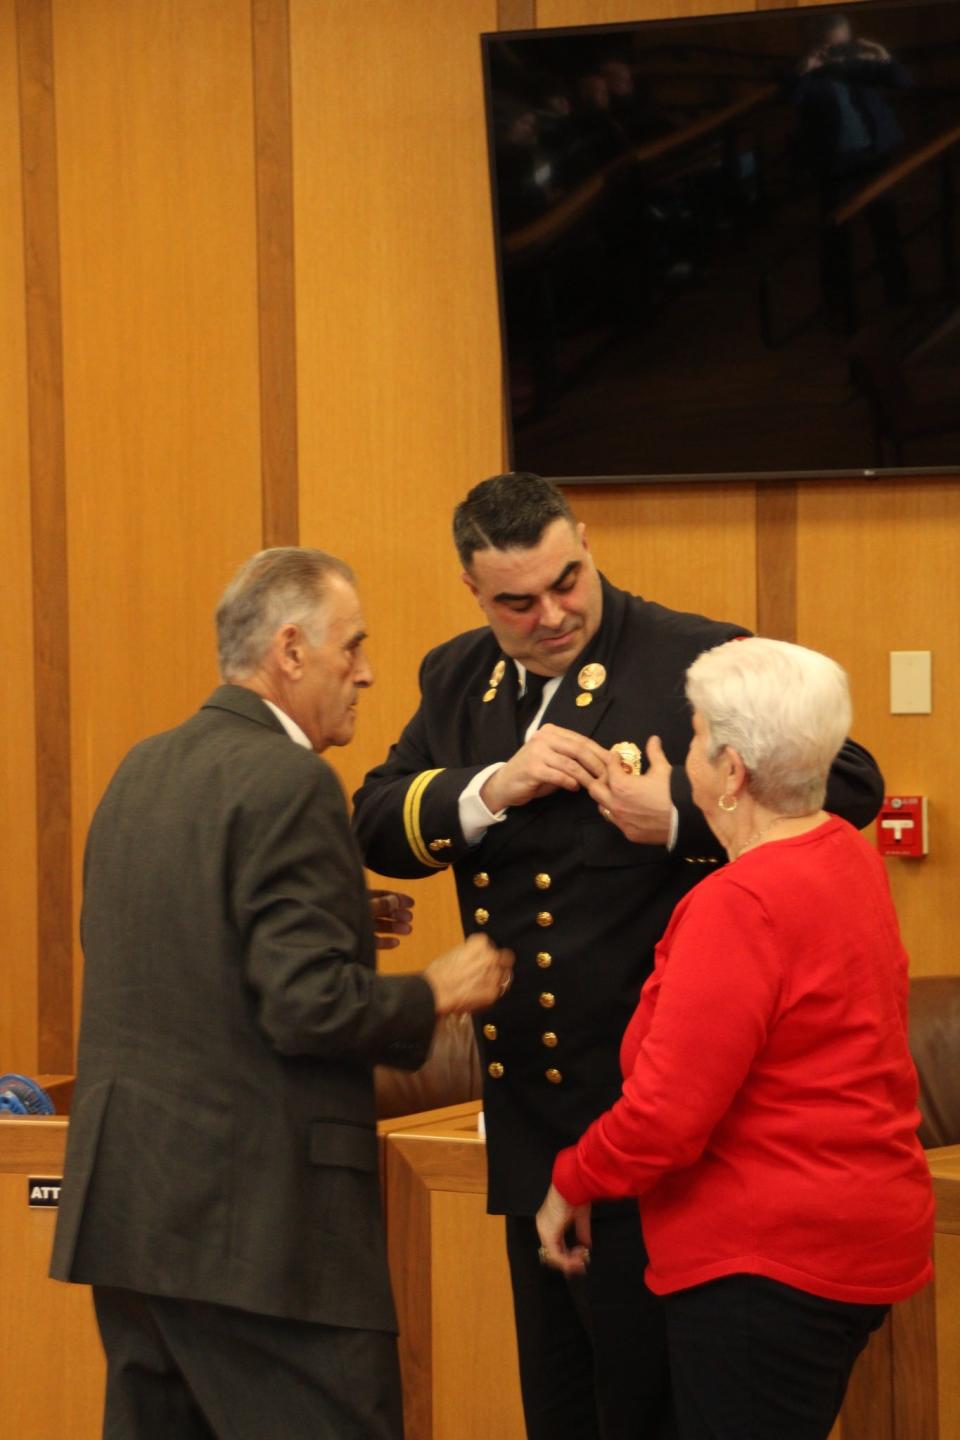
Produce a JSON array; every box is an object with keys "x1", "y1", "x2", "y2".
[{"x1": 552, "y1": 875, "x2": 784, "y2": 1206}]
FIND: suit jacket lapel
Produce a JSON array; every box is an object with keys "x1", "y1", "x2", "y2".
[
  {"x1": 200, "y1": 684, "x2": 288, "y2": 736},
  {"x1": 539, "y1": 576, "x2": 627, "y2": 740}
]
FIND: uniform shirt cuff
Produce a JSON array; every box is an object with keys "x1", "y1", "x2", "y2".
[
  {"x1": 666, "y1": 805, "x2": 679, "y2": 852},
  {"x1": 459, "y1": 763, "x2": 508, "y2": 845}
]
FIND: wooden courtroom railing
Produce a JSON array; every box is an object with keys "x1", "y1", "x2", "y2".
[
  {"x1": 831, "y1": 121, "x2": 960, "y2": 227},
  {"x1": 503, "y1": 86, "x2": 776, "y2": 262}
]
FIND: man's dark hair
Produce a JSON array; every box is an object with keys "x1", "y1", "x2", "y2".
[{"x1": 453, "y1": 472, "x2": 575, "y2": 568}]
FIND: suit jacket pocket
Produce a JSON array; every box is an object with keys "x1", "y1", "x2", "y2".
[{"x1": 308, "y1": 1119, "x2": 378, "y2": 1172}]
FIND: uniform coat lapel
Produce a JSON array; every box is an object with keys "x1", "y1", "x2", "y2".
[
  {"x1": 474, "y1": 577, "x2": 629, "y2": 868},
  {"x1": 467, "y1": 652, "x2": 522, "y2": 766}
]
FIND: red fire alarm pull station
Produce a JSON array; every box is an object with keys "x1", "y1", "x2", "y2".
[{"x1": 876, "y1": 797, "x2": 928, "y2": 857}]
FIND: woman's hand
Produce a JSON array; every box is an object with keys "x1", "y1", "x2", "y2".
[{"x1": 535, "y1": 1183, "x2": 592, "y2": 1275}]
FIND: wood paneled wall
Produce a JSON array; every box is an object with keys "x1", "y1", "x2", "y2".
[
  {"x1": 1, "y1": 0, "x2": 38, "y2": 1075},
  {"x1": 1, "y1": 0, "x2": 956, "y2": 1077}
]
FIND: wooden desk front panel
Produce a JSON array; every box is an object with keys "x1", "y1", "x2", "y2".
[
  {"x1": 0, "y1": 1120, "x2": 103, "y2": 1440},
  {"x1": 386, "y1": 1105, "x2": 526, "y2": 1440}
]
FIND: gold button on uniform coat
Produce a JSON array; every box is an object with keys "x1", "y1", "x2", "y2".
[
  {"x1": 539, "y1": 992, "x2": 555, "y2": 1009},
  {"x1": 536, "y1": 952, "x2": 553, "y2": 968},
  {"x1": 474, "y1": 908, "x2": 489, "y2": 925},
  {"x1": 536, "y1": 911, "x2": 553, "y2": 928},
  {"x1": 534, "y1": 873, "x2": 551, "y2": 890},
  {"x1": 542, "y1": 1032, "x2": 558, "y2": 1048},
  {"x1": 545, "y1": 1068, "x2": 563, "y2": 1084},
  {"x1": 473, "y1": 872, "x2": 490, "y2": 888},
  {"x1": 488, "y1": 1061, "x2": 504, "y2": 1079},
  {"x1": 483, "y1": 1024, "x2": 498, "y2": 1041}
]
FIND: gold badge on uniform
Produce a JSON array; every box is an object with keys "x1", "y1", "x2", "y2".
[
  {"x1": 577, "y1": 662, "x2": 606, "y2": 692},
  {"x1": 612, "y1": 741, "x2": 643, "y2": 777},
  {"x1": 483, "y1": 658, "x2": 507, "y2": 703},
  {"x1": 575, "y1": 693, "x2": 592, "y2": 707}
]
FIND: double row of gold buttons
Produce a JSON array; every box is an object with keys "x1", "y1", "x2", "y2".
[{"x1": 473, "y1": 871, "x2": 562, "y2": 1086}]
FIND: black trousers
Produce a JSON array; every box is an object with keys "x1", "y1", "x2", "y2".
[
  {"x1": 92, "y1": 1286, "x2": 404, "y2": 1440},
  {"x1": 664, "y1": 1275, "x2": 889, "y2": 1440},
  {"x1": 506, "y1": 1212, "x2": 674, "y2": 1440}
]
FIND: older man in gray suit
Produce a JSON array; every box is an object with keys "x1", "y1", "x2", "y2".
[{"x1": 51, "y1": 547, "x2": 512, "y2": 1440}]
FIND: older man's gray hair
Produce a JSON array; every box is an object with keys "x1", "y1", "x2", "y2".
[
  {"x1": 685, "y1": 637, "x2": 852, "y2": 814},
  {"x1": 216, "y1": 547, "x2": 354, "y2": 681}
]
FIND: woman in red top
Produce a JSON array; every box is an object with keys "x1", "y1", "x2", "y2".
[{"x1": 536, "y1": 636, "x2": 934, "y2": 1440}]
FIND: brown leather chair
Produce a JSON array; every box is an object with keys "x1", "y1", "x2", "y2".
[
  {"x1": 375, "y1": 1013, "x2": 482, "y2": 1120},
  {"x1": 909, "y1": 975, "x2": 960, "y2": 1149}
]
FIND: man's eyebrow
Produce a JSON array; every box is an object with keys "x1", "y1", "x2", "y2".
[{"x1": 493, "y1": 560, "x2": 580, "y2": 604}]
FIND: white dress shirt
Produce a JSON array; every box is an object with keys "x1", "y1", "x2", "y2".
[{"x1": 262, "y1": 699, "x2": 312, "y2": 751}]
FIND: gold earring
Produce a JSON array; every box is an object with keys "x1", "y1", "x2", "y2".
[{"x1": 718, "y1": 795, "x2": 738, "y2": 813}]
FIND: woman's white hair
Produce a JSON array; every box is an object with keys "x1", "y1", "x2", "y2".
[
  {"x1": 685, "y1": 637, "x2": 852, "y2": 814},
  {"x1": 216, "y1": 547, "x2": 354, "y2": 681}
]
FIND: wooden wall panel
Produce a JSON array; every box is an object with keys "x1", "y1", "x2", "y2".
[
  {"x1": 570, "y1": 484, "x2": 757, "y2": 631},
  {"x1": 290, "y1": 0, "x2": 503, "y2": 975},
  {"x1": 52, "y1": 0, "x2": 264, "y2": 1012},
  {"x1": 797, "y1": 482, "x2": 960, "y2": 976},
  {"x1": 0, "y1": 0, "x2": 38, "y2": 1074},
  {"x1": 538, "y1": 0, "x2": 740, "y2": 27}
]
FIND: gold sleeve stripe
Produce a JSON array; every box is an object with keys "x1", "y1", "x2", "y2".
[{"x1": 402, "y1": 769, "x2": 447, "y2": 869}]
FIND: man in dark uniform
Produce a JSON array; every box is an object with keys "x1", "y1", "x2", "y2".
[{"x1": 353, "y1": 474, "x2": 884, "y2": 1440}]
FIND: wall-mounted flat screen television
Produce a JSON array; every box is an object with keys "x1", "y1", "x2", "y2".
[{"x1": 482, "y1": 0, "x2": 960, "y2": 482}]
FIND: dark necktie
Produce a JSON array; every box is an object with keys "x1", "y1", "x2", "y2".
[{"x1": 516, "y1": 670, "x2": 549, "y2": 744}]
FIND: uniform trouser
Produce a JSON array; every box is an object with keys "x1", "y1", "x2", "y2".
[
  {"x1": 664, "y1": 1274, "x2": 889, "y2": 1440},
  {"x1": 92, "y1": 1285, "x2": 404, "y2": 1440},
  {"x1": 505, "y1": 1212, "x2": 675, "y2": 1440}
]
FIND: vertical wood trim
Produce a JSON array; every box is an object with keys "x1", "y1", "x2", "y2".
[
  {"x1": 17, "y1": 0, "x2": 73, "y2": 1074},
  {"x1": 387, "y1": 1139, "x2": 434, "y2": 1440},
  {"x1": 891, "y1": 1282, "x2": 939, "y2": 1440},
  {"x1": 756, "y1": 482, "x2": 798, "y2": 641},
  {"x1": 252, "y1": 0, "x2": 299, "y2": 547}
]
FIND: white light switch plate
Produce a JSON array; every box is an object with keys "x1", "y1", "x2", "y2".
[{"x1": 890, "y1": 651, "x2": 932, "y2": 714}]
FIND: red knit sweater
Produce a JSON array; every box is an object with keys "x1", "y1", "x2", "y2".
[{"x1": 552, "y1": 816, "x2": 934, "y2": 1304}]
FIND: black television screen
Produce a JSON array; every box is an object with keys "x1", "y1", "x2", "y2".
[{"x1": 482, "y1": 0, "x2": 960, "y2": 481}]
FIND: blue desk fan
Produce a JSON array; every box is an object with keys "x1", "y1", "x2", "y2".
[{"x1": 0, "y1": 1074, "x2": 56, "y2": 1116}]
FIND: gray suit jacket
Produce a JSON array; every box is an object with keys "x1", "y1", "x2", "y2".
[{"x1": 50, "y1": 685, "x2": 436, "y2": 1330}]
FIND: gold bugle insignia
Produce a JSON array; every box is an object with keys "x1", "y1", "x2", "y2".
[{"x1": 489, "y1": 659, "x2": 506, "y2": 686}]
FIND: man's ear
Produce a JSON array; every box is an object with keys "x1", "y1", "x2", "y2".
[
  {"x1": 461, "y1": 570, "x2": 481, "y2": 602},
  {"x1": 276, "y1": 623, "x2": 303, "y2": 676}
]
